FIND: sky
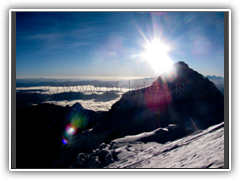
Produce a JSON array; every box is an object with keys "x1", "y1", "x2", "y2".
[{"x1": 16, "y1": 11, "x2": 225, "y2": 79}]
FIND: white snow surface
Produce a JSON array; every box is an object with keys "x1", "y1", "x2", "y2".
[
  {"x1": 106, "y1": 122, "x2": 224, "y2": 168},
  {"x1": 70, "y1": 122, "x2": 224, "y2": 169}
]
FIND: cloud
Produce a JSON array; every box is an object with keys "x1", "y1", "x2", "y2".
[
  {"x1": 16, "y1": 85, "x2": 128, "y2": 111},
  {"x1": 45, "y1": 97, "x2": 121, "y2": 112}
]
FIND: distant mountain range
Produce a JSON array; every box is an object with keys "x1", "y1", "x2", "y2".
[{"x1": 205, "y1": 75, "x2": 224, "y2": 79}]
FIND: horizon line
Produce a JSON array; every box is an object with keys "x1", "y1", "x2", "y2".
[
  {"x1": 16, "y1": 74, "x2": 224, "y2": 80},
  {"x1": 16, "y1": 76, "x2": 158, "y2": 81}
]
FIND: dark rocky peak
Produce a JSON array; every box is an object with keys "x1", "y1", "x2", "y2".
[
  {"x1": 71, "y1": 102, "x2": 84, "y2": 111},
  {"x1": 172, "y1": 61, "x2": 189, "y2": 68},
  {"x1": 151, "y1": 61, "x2": 223, "y2": 101},
  {"x1": 155, "y1": 61, "x2": 201, "y2": 84}
]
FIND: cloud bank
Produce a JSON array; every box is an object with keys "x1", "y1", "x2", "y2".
[{"x1": 17, "y1": 85, "x2": 126, "y2": 111}]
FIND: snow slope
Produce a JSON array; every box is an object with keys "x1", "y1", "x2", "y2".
[{"x1": 70, "y1": 122, "x2": 224, "y2": 168}]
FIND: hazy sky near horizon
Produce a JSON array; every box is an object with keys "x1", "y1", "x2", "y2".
[{"x1": 16, "y1": 11, "x2": 224, "y2": 79}]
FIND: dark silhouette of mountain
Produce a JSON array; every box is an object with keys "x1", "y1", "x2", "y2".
[{"x1": 105, "y1": 61, "x2": 223, "y2": 130}]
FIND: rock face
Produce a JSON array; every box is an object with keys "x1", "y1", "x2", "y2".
[{"x1": 51, "y1": 61, "x2": 224, "y2": 168}]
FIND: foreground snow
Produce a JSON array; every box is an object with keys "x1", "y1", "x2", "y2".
[{"x1": 71, "y1": 122, "x2": 224, "y2": 168}]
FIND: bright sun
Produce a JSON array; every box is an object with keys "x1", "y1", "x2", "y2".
[{"x1": 141, "y1": 40, "x2": 173, "y2": 74}]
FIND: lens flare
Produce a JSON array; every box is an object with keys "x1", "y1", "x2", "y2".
[
  {"x1": 62, "y1": 106, "x2": 89, "y2": 140},
  {"x1": 144, "y1": 80, "x2": 172, "y2": 113},
  {"x1": 62, "y1": 137, "x2": 68, "y2": 145},
  {"x1": 65, "y1": 124, "x2": 77, "y2": 136}
]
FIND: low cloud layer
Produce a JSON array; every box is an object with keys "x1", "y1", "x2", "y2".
[
  {"x1": 44, "y1": 97, "x2": 121, "y2": 112},
  {"x1": 17, "y1": 85, "x2": 125, "y2": 111}
]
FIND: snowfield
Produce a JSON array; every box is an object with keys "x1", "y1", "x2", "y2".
[{"x1": 70, "y1": 122, "x2": 224, "y2": 168}]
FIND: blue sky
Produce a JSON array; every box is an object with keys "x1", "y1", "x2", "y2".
[{"x1": 16, "y1": 11, "x2": 224, "y2": 79}]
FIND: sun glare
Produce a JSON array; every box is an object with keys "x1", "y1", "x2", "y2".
[{"x1": 141, "y1": 40, "x2": 173, "y2": 74}]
